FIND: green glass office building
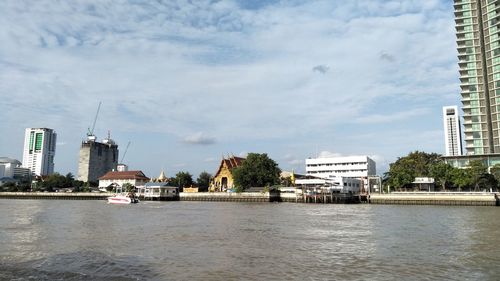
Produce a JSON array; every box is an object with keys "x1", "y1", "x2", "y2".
[{"x1": 22, "y1": 128, "x2": 57, "y2": 176}]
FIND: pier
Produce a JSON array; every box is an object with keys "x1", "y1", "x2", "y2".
[{"x1": 301, "y1": 193, "x2": 361, "y2": 204}]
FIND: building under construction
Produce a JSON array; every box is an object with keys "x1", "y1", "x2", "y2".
[
  {"x1": 77, "y1": 135, "x2": 119, "y2": 183},
  {"x1": 76, "y1": 102, "x2": 119, "y2": 183}
]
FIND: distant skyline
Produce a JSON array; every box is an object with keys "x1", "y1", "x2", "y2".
[{"x1": 0, "y1": 0, "x2": 459, "y2": 178}]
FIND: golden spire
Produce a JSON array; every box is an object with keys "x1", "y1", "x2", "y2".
[{"x1": 158, "y1": 170, "x2": 167, "y2": 182}]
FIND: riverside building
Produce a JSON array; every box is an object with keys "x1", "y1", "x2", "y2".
[
  {"x1": 443, "y1": 1, "x2": 500, "y2": 169},
  {"x1": 77, "y1": 134, "x2": 119, "y2": 183},
  {"x1": 443, "y1": 106, "x2": 463, "y2": 156},
  {"x1": 0, "y1": 157, "x2": 31, "y2": 185},
  {"x1": 98, "y1": 170, "x2": 149, "y2": 190},
  {"x1": 209, "y1": 156, "x2": 245, "y2": 192},
  {"x1": 22, "y1": 128, "x2": 57, "y2": 176},
  {"x1": 454, "y1": 0, "x2": 500, "y2": 154},
  {"x1": 305, "y1": 155, "x2": 376, "y2": 190}
]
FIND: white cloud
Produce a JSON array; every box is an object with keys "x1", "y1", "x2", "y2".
[
  {"x1": 318, "y1": 151, "x2": 344, "y2": 158},
  {"x1": 182, "y1": 132, "x2": 216, "y2": 145},
  {"x1": 204, "y1": 157, "x2": 217, "y2": 162},
  {"x1": 352, "y1": 108, "x2": 431, "y2": 124},
  {"x1": 0, "y1": 0, "x2": 458, "y2": 176}
]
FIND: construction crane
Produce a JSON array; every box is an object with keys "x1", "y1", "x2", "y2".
[
  {"x1": 86, "y1": 102, "x2": 102, "y2": 141},
  {"x1": 120, "y1": 141, "x2": 131, "y2": 164}
]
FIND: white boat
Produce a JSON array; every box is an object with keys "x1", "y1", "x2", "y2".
[{"x1": 108, "y1": 191, "x2": 139, "y2": 204}]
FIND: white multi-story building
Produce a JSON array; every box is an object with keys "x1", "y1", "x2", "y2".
[
  {"x1": 443, "y1": 106, "x2": 463, "y2": 156},
  {"x1": 0, "y1": 157, "x2": 31, "y2": 180},
  {"x1": 22, "y1": 128, "x2": 57, "y2": 176},
  {"x1": 305, "y1": 155, "x2": 376, "y2": 190}
]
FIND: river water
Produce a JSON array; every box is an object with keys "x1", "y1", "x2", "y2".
[{"x1": 0, "y1": 200, "x2": 499, "y2": 280}]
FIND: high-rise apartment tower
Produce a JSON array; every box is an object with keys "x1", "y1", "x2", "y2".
[
  {"x1": 443, "y1": 106, "x2": 464, "y2": 156},
  {"x1": 22, "y1": 128, "x2": 57, "y2": 176},
  {"x1": 455, "y1": 0, "x2": 500, "y2": 154}
]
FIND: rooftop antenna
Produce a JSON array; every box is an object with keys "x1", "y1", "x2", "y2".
[
  {"x1": 87, "y1": 101, "x2": 102, "y2": 141},
  {"x1": 120, "y1": 141, "x2": 131, "y2": 163}
]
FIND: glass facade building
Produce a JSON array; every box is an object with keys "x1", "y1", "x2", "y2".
[{"x1": 455, "y1": 0, "x2": 500, "y2": 154}]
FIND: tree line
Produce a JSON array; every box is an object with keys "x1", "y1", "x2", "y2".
[
  {"x1": 0, "y1": 171, "x2": 214, "y2": 192},
  {"x1": 385, "y1": 151, "x2": 499, "y2": 192},
  {"x1": 171, "y1": 153, "x2": 282, "y2": 191}
]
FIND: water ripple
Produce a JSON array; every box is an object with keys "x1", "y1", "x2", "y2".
[{"x1": 1, "y1": 201, "x2": 500, "y2": 280}]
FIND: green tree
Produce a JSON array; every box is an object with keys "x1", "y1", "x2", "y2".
[
  {"x1": 467, "y1": 160, "x2": 488, "y2": 191},
  {"x1": 489, "y1": 164, "x2": 500, "y2": 191},
  {"x1": 196, "y1": 171, "x2": 212, "y2": 192},
  {"x1": 450, "y1": 168, "x2": 470, "y2": 191},
  {"x1": 64, "y1": 173, "x2": 75, "y2": 188},
  {"x1": 476, "y1": 173, "x2": 498, "y2": 192},
  {"x1": 385, "y1": 151, "x2": 441, "y2": 191},
  {"x1": 232, "y1": 153, "x2": 281, "y2": 190},
  {"x1": 172, "y1": 172, "x2": 193, "y2": 191},
  {"x1": 37, "y1": 173, "x2": 79, "y2": 191},
  {"x1": 430, "y1": 162, "x2": 456, "y2": 191}
]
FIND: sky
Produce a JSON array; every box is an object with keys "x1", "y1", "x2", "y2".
[{"x1": 0, "y1": 0, "x2": 460, "y2": 178}]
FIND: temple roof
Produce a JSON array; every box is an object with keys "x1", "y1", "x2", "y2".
[
  {"x1": 158, "y1": 170, "x2": 167, "y2": 181},
  {"x1": 213, "y1": 156, "x2": 245, "y2": 178}
]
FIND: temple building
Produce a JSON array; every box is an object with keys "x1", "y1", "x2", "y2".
[
  {"x1": 209, "y1": 156, "x2": 245, "y2": 192},
  {"x1": 150, "y1": 170, "x2": 168, "y2": 183}
]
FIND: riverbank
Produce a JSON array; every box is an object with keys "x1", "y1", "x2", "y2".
[
  {"x1": 369, "y1": 192, "x2": 499, "y2": 206},
  {"x1": 1, "y1": 191, "x2": 499, "y2": 206},
  {"x1": 0, "y1": 192, "x2": 112, "y2": 200},
  {"x1": 0, "y1": 192, "x2": 300, "y2": 202}
]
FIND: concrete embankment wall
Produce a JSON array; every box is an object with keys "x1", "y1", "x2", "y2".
[
  {"x1": 0, "y1": 192, "x2": 111, "y2": 200},
  {"x1": 2, "y1": 192, "x2": 498, "y2": 206},
  {"x1": 179, "y1": 192, "x2": 277, "y2": 202},
  {"x1": 369, "y1": 192, "x2": 499, "y2": 206}
]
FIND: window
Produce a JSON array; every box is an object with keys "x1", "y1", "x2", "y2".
[
  {"x1": 494, "y1": 73, "x2": 500, "y2": 81},
  {"x1": 29, "y1": 131, "x2": 34, "y2": 152},
  {"x1": 35, "y1": 133, "x2": 43, "y2": 151}
]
